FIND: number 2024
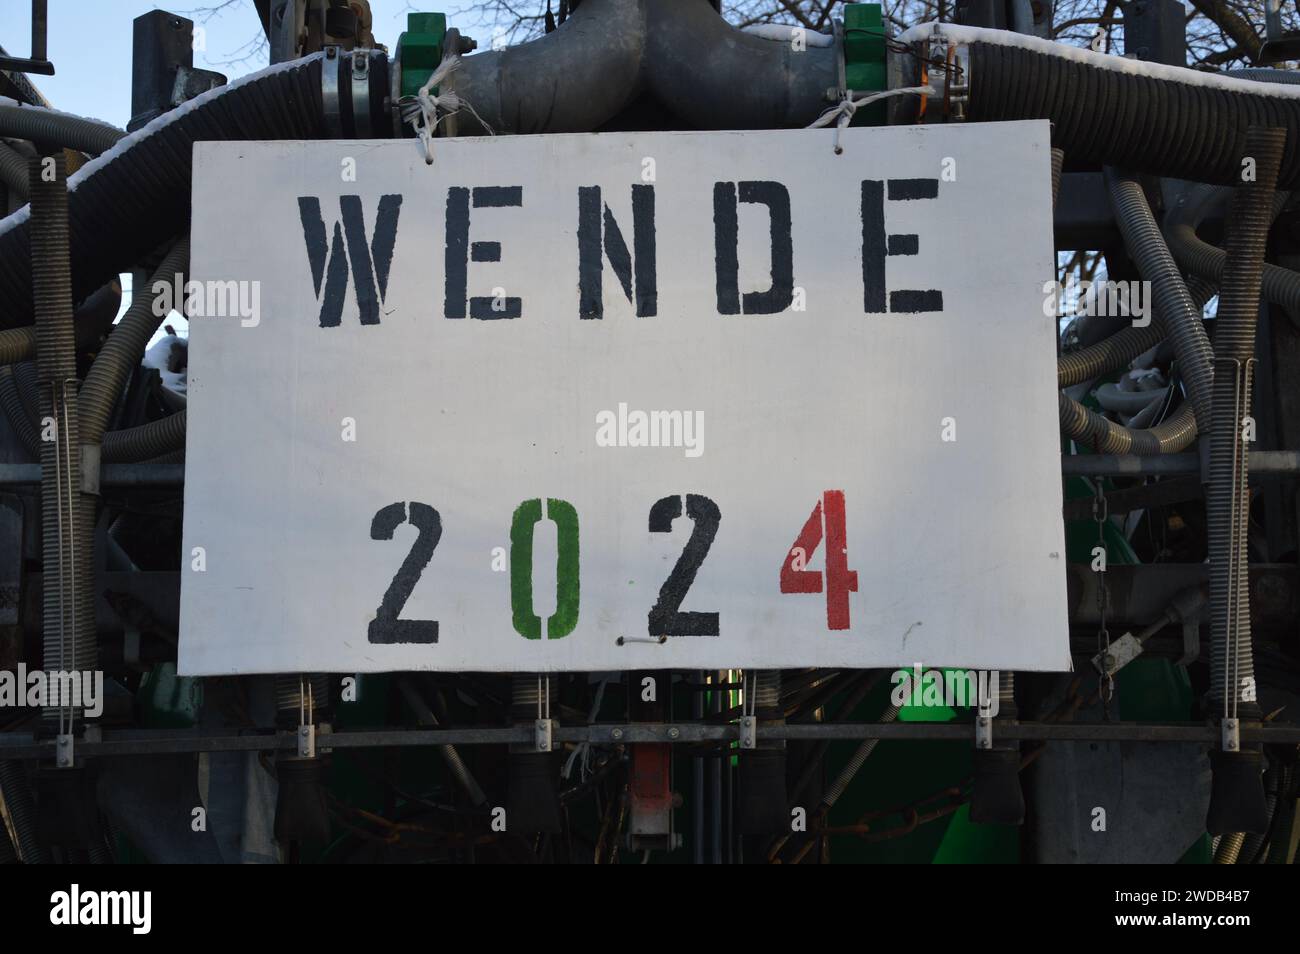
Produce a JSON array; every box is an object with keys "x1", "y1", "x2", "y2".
[{"x1": 366, "y1": 490, "x2": 857, "y2": 644}]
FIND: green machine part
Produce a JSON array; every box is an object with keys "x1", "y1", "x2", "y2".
[
  {"x1": 843, "y1": 3, "x2": 887, "y2": 126},
  {"x1": 396, "y1": 12, "x2": 447, "y2": 98}
]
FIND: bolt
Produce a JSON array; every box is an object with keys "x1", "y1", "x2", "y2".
[
  {"x1": 667, "y1": 727, "x2": 680, "y2": 740},
  {"x1": 1103, "y1": 654, "x2": 1115, "y2": 670},
  {"x1": 611, "y1": 728, "x2": 623, "y2": 740}
]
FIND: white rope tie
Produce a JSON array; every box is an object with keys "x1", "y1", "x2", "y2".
[
  {"x1": 399, "y1": 55, "x2": 494, "y2": 164},
  {"x1": 808, "y1": 85, "x2": 933, "y2": 153}
]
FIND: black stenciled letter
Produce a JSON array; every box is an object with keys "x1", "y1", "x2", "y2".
[
  {"x1": 712, "y1": 180, "x2": 794, "y2": 315},
  {"x1": 860, "y1": 178, "x2": 943, "y2": 315},
  {"x1": 647, "y1": 494, "x2": 721, "y2": 637},
  {"x1": 298, "y1": 194, "x2": 402, "y2": 327},
  {"x1": 444, "y1": 185, "x2": 523, "y2": 320},
  {"x1": 578, "y1": 184, "x2": 657, "y2": 318},
  {"x1": 368, "y1": 501, "x2": 441, "y2": 644}
]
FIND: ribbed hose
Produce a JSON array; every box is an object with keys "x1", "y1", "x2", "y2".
[
  {"x1": 966, "y1": 42, "x2": 1300, "y2": 187},
  {"x1": 998, "y1": 671, "x2": 1015, "y2": 710},
  {"x1": 31, "y1": 153, "x2": 95, "y2": 725},
  {"x1": 0, "y1": 761, "x2": 50, "y2": 863},
  {"x1": 1, "y1": 280, "x2": 123, "y2": 460},
  {"x1": 1229, "y1": 68, "x2": 1300, "y2": 85},
  {"x1": 820, "y1": 703, "x2": 900, "y2": 809},
  {"x1": 0, "y1": 326, "x2": 35, "y2": 364},
  {"x1": 1059, "y1": 387, "x2": 1197, "y2": 453},
  {"x1": 79, "y1": 240, "x2": 188, "y2": 443},
  {"x1": 70, "y1": 238, "x2": 191, "y2": 466},
  {"x1": 1106, "y1": 171, "x2": 1216, "y2": 430},
  {"x1": 274, "y1": 673, "x2": 329, "y2": 719},
  {"x1": 1208, "y1": 127, "x2": 1285, "y2": 711},
  {"x1": 1057, "y1": 277, "x2": 1217, "y2": 388},
  {"x1": 1058, "y1": 169, "x2": 1216, "y2": 454},
  {"x1": 1239, "y1": 765, "x2": 1283, "y2": 862},
  {"x1": 0, "y1": 54, "x2": 326, "y2": 330},
  {"x1": 12, "y1": 362, "x2": 39, "y2": 420},
  {"x1": 101, "y1": 410, "x2": 187, "y2": 462},
  {"x1": 1214, "y1": 830, "x2": 1246, "y2": 864},
  {"x1": 1059, "y1": 325, "x2": 1163, "y2": 387},
  {"x1": 1265, "y1": 765, "x2": 1296, "y2": 862},
  {"x1": 0, "y1": 141, "x2": 30, "y2": 201},
  {"x1": 752, "y1": 670, "x2": 781, "y2": 713},
  {"x1": 1, "y1": 277, "x2": 124, "y2": 367},
  {"x1": 1166, "y1": 185, "x2": 1300, "y2": 321},
  {"x1": 0, "y1": 104, "x2": 125, "y2": 156},
  {"x1": 0, "y1": 365, "x2": 40, "y2": 456},
  {"x1": 512, "y1": 673, "x2": 558, "y2": 714}
]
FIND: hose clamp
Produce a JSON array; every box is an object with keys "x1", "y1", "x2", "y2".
[
  {"x1": 322, "y1": 45, "x2": 343, "y2": 138},
  {"x1": 351, "y1": 49, "x2": 373, "y2": 138}
]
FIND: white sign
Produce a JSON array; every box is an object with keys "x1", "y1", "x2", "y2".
[{"x1": 179, "y1": 122, "x2": 1069, "y2": 675}]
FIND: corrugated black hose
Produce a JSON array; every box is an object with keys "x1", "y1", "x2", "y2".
[
  {"x1": 0, "y1": 104, "x2": 125, "y2": 156},
  {"x1": 1057, "y1": 170, "x2": 1220, "y2": 454},
  {"x1": 1165, "y1": 184, "x2": 1300, "y2": 323},
  {"x1": 967, "y1": 43, "x2": 1300, "y2": 187},
  {"x1": 79, "y1": 239, "x2": 190, "y2": 462}
]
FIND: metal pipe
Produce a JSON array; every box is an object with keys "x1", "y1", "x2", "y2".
[
  {"x1": 645, "y1": 0, "x2": 838, "y2": 129},
  {"x1": 447, "y1": 0, "x2": 645, "y2": 135},
  {"x1": 0, "y1": 104, "x2": 125, "y2": 156}
]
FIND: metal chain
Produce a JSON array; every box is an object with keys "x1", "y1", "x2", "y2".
[{"x1": 1092, "y1": 481, "x2": 1114, "y2": 715}]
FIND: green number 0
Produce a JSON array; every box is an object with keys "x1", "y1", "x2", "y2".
[{"x1": 510, "y1": 498, "x2": 580, "y2": 639}]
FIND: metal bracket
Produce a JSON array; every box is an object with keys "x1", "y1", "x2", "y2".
[
  {"x1": 975, "y1": 713, "x2": 993, "y2": 749},
  {"x1": 1222, "y1": 717, "x2": 1241, "y2": 753},
  {"x1": 171, "y1": 65, "x2": 225, "y2": 107},
  {"x1": 55, "y1": 732, "x2": 74, "y2": 768},
  {"x1": 80, "y1": 444, "x2": 100, "y2": 496},
  {"x1": 0, "y1": 0, "x2": 55, "y2": 76},
  {"x1": 297, "y1": 722, "x2": 316, "y2": 758},
  {"x1": 533, "y1": 674, "x2": 556, "y2": 751},
  {"x1": 739, "y1": 715, "x2": 757, "y2": 750},
  {"x1": 1092, "y1": 630, "x2": 1144, "y2": 679}
]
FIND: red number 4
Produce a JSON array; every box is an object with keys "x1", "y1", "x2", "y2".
[{"x1": 780, "y1": 490, "x2": 859, "y2": 630}]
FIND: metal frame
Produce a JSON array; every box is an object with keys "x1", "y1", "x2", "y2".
[{"x1": 2, "y1": 720, "x2": 1298, "y2": 760}]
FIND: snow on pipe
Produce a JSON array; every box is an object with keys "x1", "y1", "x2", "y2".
[{"x1": 902, "y1": 22, "x2": 1300, "y2": 187}]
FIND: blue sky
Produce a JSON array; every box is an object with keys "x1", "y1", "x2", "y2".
[{"x1": 6, "y1": 1, "x2": 497, "y2": 127}]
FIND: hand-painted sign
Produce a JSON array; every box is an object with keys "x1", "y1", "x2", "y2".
[{"x1": 179, "y1": 122, "x2": 1068, "y2": 674}]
